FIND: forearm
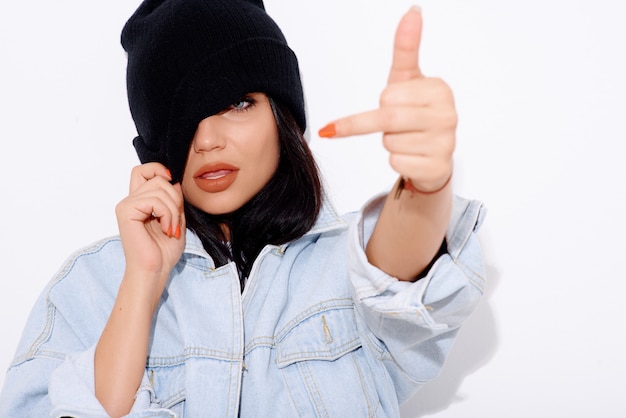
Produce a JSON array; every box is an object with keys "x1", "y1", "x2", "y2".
[
  {"x1": 94, "y1": 272, "x2": 162, "y2": 417},
  {"x1": 365, "y1": 177, "x2": 452, "y2": 281}
]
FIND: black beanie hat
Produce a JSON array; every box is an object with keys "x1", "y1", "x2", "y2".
[{"x1": 121, "y1": 0, "x2": 306, "y2": 182}]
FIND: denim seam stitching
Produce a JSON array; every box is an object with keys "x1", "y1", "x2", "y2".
[
  {"x1": 15, "y1": 238, "x2": 119, "y2": 366},
  {"x1": 300, "y1": 361, "x2": 329, "y2": 418},
  {"x1": 276, "y1": 337, "x2": 361, "y2": 365},
  {"x1": 274, "y1": 299, "x2": 354, "y2": 342},
  {"x1": 453, "y1": 259, "x2": 486, "y2": 293},
  {"x1": 146, "y1": 347, "x2": 242, "y2": 367},
  {"x1": 159, "y1": 389, "x2": 185, "y2": 409},
  {"x1": 351, "y1": 351, "x2": 376, "y2": 417}
]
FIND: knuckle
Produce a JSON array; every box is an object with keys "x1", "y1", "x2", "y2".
[
  {"x1": 379, "y1": 87, "x2": 396, "y2": 107},
  {"x1": 431, "y1": 160, "x2": 452, "y2": 180},
  {"x1": 431, "y1": 77, "x2": 448, "y2": 89},
  {"x1": 382, "y1": 133, "x2": 394, "y2": 151},
  {"x1": 431, "y1": 133, "x2": 455, "y2": 158},
  {"x1": 439, "y1": 110, "x2": 458, "y2": 129},
  {"x1": 114, "y1": 200, "x2": 127, "y2": 217},
  {"x1": 130, "y1": 164, "x2": 143, "y2": 177},
  {"x1": 442, "y1": 139, "x2": 456, "y2": 156},
  {"x1": 438, "y1": 79, "x2": 455, "y2": 101},
  {"x1": 448, "y1": 111, "x2": 459, "y2": 128},
  {"x1": 388, "y1": 154, "x2": 403, "y2": 173},
  {"x1": 427, "y1": 77, "x2": 453, "y2": 99}
]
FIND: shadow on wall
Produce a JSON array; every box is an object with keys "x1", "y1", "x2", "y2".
[{"x1": 400, "y1": 264, "x2": 500, "y2": 418}]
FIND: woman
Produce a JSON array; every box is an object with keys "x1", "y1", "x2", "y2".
[{"x1": 0, "y1": 0, "x2": 485, "y2": 416}]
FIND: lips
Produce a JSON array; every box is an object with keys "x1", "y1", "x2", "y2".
[{"x1": 193, "y1": 163, "x2": 239, "y2": 193}]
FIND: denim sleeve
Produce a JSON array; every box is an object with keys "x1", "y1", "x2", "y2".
[
  {"x1": 0, "y1": 262, "x2": 176, "y2": 417},
  {"x1": 347, "y1": 193, "x2": 486, "y2": 403},
  {"x1": 48, "y1": 345, "x2": 176, "y2": 417}
]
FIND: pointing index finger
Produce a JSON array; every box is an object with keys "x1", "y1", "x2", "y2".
[{"x1": 388, "y1": 6, "x2": 423, "y2": 85}]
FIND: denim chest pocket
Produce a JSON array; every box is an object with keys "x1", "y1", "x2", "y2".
[{"x1": 275, "y1": 305, "x2": 386, "y2": 418}]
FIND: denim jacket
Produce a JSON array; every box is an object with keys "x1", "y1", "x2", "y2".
[{"x1": 0, "y1": 193, "x2": 485, "y2": 417}]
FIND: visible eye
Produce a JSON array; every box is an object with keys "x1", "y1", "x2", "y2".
[{"x1": 228, "y1": 96, "x2": 257, "y2": 113}]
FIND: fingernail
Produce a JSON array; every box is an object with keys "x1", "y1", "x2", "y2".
[
  {"x1": 319, "y1": 123, "x2": 336, "y2": 138},
  {"x1": 174, "y1": 224, "x2": 181, "y2": 239},
  {"x1": 166, "y1": 224, "x2": 172, "y2": 237},
  {"x1": 166, "y1": 169, "x2": 172, "y2": 178},
  {"x1": 410, "y1": 5, "x2": 422, "y2": 12}
]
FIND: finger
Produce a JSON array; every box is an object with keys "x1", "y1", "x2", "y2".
[
  {"x1": 148, "y1": 185, "x2": 184, "y2": 237},
  {"x1": 380, "y1": 78, "x2": 452, "y2": 108},
  {"x1": 388, "y1": 154, "x2": 452, "y2": 187},
  {"x1": 388, "y1": 153, "x2": 434, "y2": 177},
  {"x1": 323, "y1": 106, "x2": 440, "y2": 138},
  {"x1": 128, "y1": 183, "x2": 182, "y2": 235},
  {"x1": 131, "y1": 176, "x2": 184, "y2": 235},
  {"x1": 170, "y1": 183, "x2": 185, "y2": 239},
  {"x1": 388, "y1": 6, "x2": 424, "y2": 85},
  {"x1": 140, "y1": 194, "x2": 176, "y2": 231},
  {"x1": 118, "y1": 192, "x2": 173, "y2": 237},
  {"x1": 382, "y1": 131, "x2": 455, "y2": 156},
  {"x1": 158, "y1": 181, "x2": 184, "y2": 213},
  {"x1": 175, "y1": 198, "x2": 186, "y2": 240},
  {"x1": 129, "y1": 163, "x2": 172, "y2": 192}
]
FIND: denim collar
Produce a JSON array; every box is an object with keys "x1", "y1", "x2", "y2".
[{"x1": 182, "y1": 192, "x2": 347, "y2": 263}]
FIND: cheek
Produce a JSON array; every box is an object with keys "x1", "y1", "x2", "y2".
[
  {"x1": 250, "y1": 145, "x2": 278, "y2": 191},
  {"x1": 248, "y1": 120, "x2": 279, "y2": 178}
]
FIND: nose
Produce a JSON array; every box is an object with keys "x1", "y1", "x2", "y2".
[{"x1": 191, "y1": 116, "x2": 226, "y2": 153}]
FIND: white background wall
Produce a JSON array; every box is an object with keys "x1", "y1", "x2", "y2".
[{"x1": 1, "y1": 0, "x2": 625, "y2": 416}]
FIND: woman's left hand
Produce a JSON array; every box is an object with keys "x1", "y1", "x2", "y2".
[{"x1": 319, "y1": 7, "x2": 455, "y2": 193}]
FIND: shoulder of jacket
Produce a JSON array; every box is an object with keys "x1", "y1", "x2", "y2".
[{"x1": 46, "y1": 236, "x2": 124, "y2": 293}]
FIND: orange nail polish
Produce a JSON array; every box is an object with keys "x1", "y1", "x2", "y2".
[
  {"x1": 166, "y1": 224, "x2": 172, "y2": 237},
  {"x1": 174, "y1": 224, "x2": 181, "y2": 239},
  {"x1": 319, "y1": 123, "x2": 336, "y2": 138},
  {"x1": 166, "y1": 169, "x2": 172, "y2": 178}
]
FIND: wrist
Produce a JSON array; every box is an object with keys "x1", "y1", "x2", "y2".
[{"x1": 120, "y1": 269, "x2": 169, "y2": 313}]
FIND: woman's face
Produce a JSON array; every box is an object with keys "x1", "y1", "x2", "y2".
[{"x1": 182, "y1": 93, "x2": 279, "y2": 215}]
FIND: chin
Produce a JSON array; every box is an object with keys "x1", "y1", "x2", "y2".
[{"x1": 195, "y1": 198, "x2": 248, "y2": 216}]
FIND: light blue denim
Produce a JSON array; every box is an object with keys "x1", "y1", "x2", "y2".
[{"x1": 0, "y1": 193, "x2": 486, "y2": 417}]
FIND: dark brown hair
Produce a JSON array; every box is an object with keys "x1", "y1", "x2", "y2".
[{"x1": 184, "y1": 97, "x2": 322, "y2": 288}]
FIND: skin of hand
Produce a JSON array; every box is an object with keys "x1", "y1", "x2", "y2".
[
  {"x1": 320, "y1": 7, "x2": 455, "y2": 280},
  {"x1": 116, "y1": 162, "x2": 186, "y2": 302},
  {"x1": 320, "y1": 6, "x2": 455, "y2": 191},
  {"x1": 96, "y1": 162, "x2": 185, "y2": 417}
]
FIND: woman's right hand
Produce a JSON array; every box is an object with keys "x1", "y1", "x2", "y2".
[{"x1": 115, "y1": 162, "x2": 186, "y2": 308}]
